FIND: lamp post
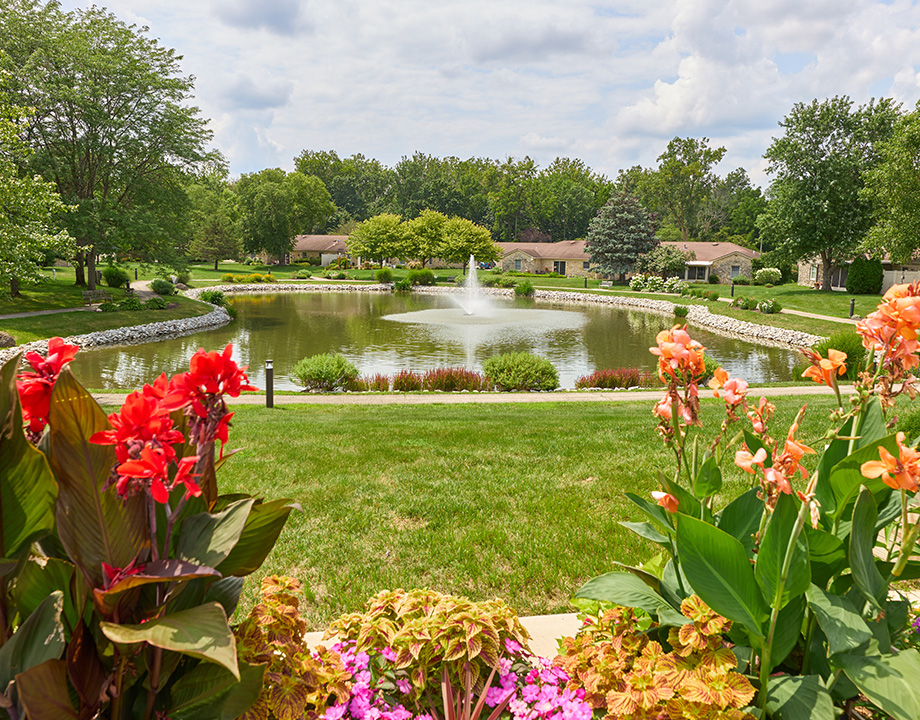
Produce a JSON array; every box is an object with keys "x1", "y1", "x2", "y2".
[{"x1": 265, "y1": 359, "x2": 274, "y2": 408}]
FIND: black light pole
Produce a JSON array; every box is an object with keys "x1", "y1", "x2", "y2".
[
  {"x1": 265, "y1": 359, "x2": 274, "y2": 408},
  {"x1": 850, "y1": 298, "x2": 856, "y2": 319}
]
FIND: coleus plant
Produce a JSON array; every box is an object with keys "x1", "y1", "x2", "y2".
[
  {"x1": 1, "y1": 339, "x2": 298, "y2": 720},
  {"x1": 577, "y1": 283, "x2": 920, "y2": 719}
]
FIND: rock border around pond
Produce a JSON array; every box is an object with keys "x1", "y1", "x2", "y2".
[{"x1": 2, "y1": 283, "x2": 822, "y2": 366}]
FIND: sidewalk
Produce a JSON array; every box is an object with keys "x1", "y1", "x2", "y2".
[{"x1": 0, "y1": 280, "x2": 158, "y2": 321}]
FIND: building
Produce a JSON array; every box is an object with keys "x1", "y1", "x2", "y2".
[
  {"x1": 797, "y1": 256, "x2": 920, "y2": 293},
  {"x1": 256, "y1": 235, "x2": 349, "y2": 265},
  {"x1": 496, "y1": 241, "x2": 596, "y2": 277},
  {"x1": 660, "y1": 242, "x2": 758, "y2": 283}
]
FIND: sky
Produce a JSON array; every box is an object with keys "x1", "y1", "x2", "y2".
[{"x1": 57, "y1": 0, "x2": 920, "y2": 187}]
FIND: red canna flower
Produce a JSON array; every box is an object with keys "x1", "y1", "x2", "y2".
[
  {"x1": 164, "y1": 344, "x2": 258, "y2": 416},
  {"x1": 101, "y1": 558, "x2": 146, "y2": 591},
  {"x1": 115, "y1": 445, "x2": 200, "y2": 503},
  {"x1": 90, "y1": 385, "x2": 185, "y2": 464},
  {"x1": 16, "y1": 337, "x2": 80, "y2": 440}
]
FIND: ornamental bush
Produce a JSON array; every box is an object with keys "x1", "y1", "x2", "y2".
[
  {"x1": 351, "y1": 373, "x2": 391, "y2": 392},
  {"x1": 422, "y1": 367, "x2": 490, "y2": 392},
  {"x1": 754, "y1": 267, "x2": 783, "y2": 285},
  {"x1": 733, "y1": 275, "x2": 751, "y2": 285},
  {"x1": 663, "y1": 276, "x2": 686, "y2": 293},
  {"x1": 756, "y1": 297, "x2": 782, "y2": 314},
  {"x1": 574, "y1": 367, "x2": 657, "y2": 389},
  {"x1": 150, "y1": 277, "x2": 176, "y2": 295},
  {"x1": 6, "y1": 340, "x2": 293, "y2": 719},
  {"x1": 291, "y1": 353, "x2": 359, "y2": 392},
  {"x1": 116, "y1": 296, "x2": 144, "y2": 311},
  {"x1": 98, "y1": 301, "x2": 118, "y2": 312},
  {"x1": 391, "y1": 369, "x2": 423, "y2": 391},
  {"x1": 375, "y1": 267, "x2": 394, "y2": 283},
  {"x1": 628, "y1": 273, "x2": 647, "y2": 291},
  {"x1": 644, "y1": 275, "x2": 664, "y2": 292},
  {"x1": 405, "y1": 268, "x2": 435, "y2": 285},
  {"x1": 674, "y1": 304, "x2": 689, "y2": 318},
  {"x1": 101, "y1": 265, "x2": 129, "y2": 288},
  {"x1": 846, "y1": 256, "x2": 884, "y2": 295},
  {"x1": 483, "y1": 352, "x2": 558, "y2": 391},
  {"x1": 144, "y1": 296, "x2": 167, "y2": 310},
  {"x1": 514, "y1": 280, "x2": 535, "y2": 297},
  {"x1": 198, "y1": 289, "x2": 225, "y2": 306},
  {"x1": 393, "y1": 278, "x2": 412, "y2": 292}
]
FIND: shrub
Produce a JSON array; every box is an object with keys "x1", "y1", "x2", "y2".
[
  {"x1": 393, "y1": 278, "x2": 412, "y2": 292},
  {"x1": 406, "y1": 260, "x2": 423, "y2": 270},
  {"x1": 291, "y1": 353, "x2": 359, "y2": 391},
  {"x1": 756, "y1": 297, "x2": 782, "y2": 314},
  {"x1": 453, "y1": 273, "x2": 465, "y2": 285},
  {"x1": 335, "y1": 272, "x2": 347, "y2": 280},
  {"x1": 896, "y1": 403, "x2": 920, "y2": 444},
  {"x1": 150, "y1": 277, "x2": 176, "y2": 295},
  {"x1": 663, "y1": 276, "x2": 686, "y2": 294},
  {"x1": 293, "y1": 269, "x2": 312, "y2": 279},
  {"x1": 574, "y1": 367, "x2": 657, "y2": 389},
  {"x1": 707, "y1": 273, "x2": 720, "y2": 284},
  {"x1": 422, "y1": 367, "x2": 490, "y2": 392},
  {"x1": 144, "y1": 296, "x2": 167, "y2": 310},
  {"x1": 263, "y1": 273, "x2": 277, "y2": 283},
  {"x1": 674, "y1": 304, "x2": 689, "y2": 318},
  {"x1": 246, "y1": 273, "x2": 264, "y2": 283},
  {"x1": 97, "y1": 301, "x2": 118, "y2": 312},
  {"x1": 391, "y1": 369, "x2": 422, "y2": 391},
  {"x1": 514, "y1": 280, "x2": 535, "y2": 297},
  {"x1": 375, "y1": 268, "x2": 394, "y2": 283},
  {"x1": 352, "y1": 373, "x2": 391, "y2": 392},
  {"x1": 482, "y1": 352, "x2": 558, "y2": 391},
  {"x1": 754, "y1": 267, "x2": 782, "y2": 285},
  {"x1": 733, "y1": 275, "x2": 751, "y2": 285},
  {"x1": 101, "y1": 265, "x2": 129, "y2": 288},
  {"x1": 221, "y1": 273, "x2": 236, "y2": 282},
  {"x1": 644, "y1": 275, "x2": 664, "y2": 292},
  {"x1": 731, "y1": 295, "x2": 759, "y2": 310},
  {"x1": 198, "y1": 289, "x2": 225, "y2": 306},
  {"x1": 705, "y1": 290, "x2": 719, "y2": 301},
  {"x1": 405, "y1": 268, "x2": 436, "y2": 286},
  {"x1": 116, "y1": 296, "x2": 144, "y2": 311},
  {"x1": 846, "y1": 256, "x2": 884, "y2": 294},
  {"x1": 175, "y1": 270, "x2": 191, "y2": 285},
  {"x1": 799, "y1": 330, "x2": 870, "y2": 381},
  {"x1": 233, "y1": 274, "x2": 249, "y2": 283},
  {"x1": 628, "y1": 273, "x2": 647, "y2": 291}
]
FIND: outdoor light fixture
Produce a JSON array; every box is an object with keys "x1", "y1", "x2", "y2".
[{"x1": 265, "y1": 359, "x2": 274, "y2": 408}]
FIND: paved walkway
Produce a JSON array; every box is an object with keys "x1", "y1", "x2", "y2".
[{"x1": 0, "y1": 280, "x2": 161, "y2": 321}]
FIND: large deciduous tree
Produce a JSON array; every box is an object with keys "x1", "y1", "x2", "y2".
[
  {"x1": 0, "y1": 1, "x2": 215, "y2": 290},
  {"x1": 585, "y1": 193, "x2": 658, "y2": 277},
  {"x1": 862, "y1": 102, "x2": 920, "y2": 263},
  {"x1": 187, "y1": 175, "x2": 241, "y2": 270},
  {"x1": 404, "y1": 209, "x2": 448, "y2": 267},
  {"x1": 758, "y1": 96, "x2": 899, "y2": 290},
  {"x1": 438, "y1": 216, "x2": 499, "y2": 272},
  {"x1": 0, "y1": 103, "x2": 73, "y2": 296},
  {"x1": 347, "y1": 213, "x2": 407, "y2": 266}
]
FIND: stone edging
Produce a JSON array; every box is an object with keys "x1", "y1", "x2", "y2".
[{"x1": 2, "y1": 282, "x2": 822, "y2": 366}]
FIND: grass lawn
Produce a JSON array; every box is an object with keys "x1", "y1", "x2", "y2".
[
  {"x1": 219, "y1": 396, "x2": 839, "y2": 628},
  {"x1": 683, "y1": 282, "x2": 880, "y2": 319},
  {"x1": 0, "y1": 295, "x2": 214, "y2": 344}
]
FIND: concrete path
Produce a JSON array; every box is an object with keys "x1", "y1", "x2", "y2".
[{"x1": 0, "y1": 306, "x2": 97, "y2": 320}]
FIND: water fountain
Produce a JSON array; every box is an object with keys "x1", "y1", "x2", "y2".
[{"x1": 453, "y1": 255, "x2": 489, "y2": 316}]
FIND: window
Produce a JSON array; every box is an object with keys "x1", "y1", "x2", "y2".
[
  {"x1": 809, "y1": 265, "x2": 818, "y2": 282},
  {"x1": 730, "y1": 265, "x2": 741, "y2": 278},
  {"x1": 553, "y1": 261, "x2": 567, "y2": 275},
  {"x1": 583, "y1": 261, "x2": 591, "y2": 270},
  {"x1": 514, "y1": 259, "x2": 522, "y2": 271},
  {"x1": 687, "y1": 266, "x2": 707, "y2": 281}
]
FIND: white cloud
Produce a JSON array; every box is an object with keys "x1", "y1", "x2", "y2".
[{"x1": 54, "y1": 0, "x2": 920, "y2": 186}]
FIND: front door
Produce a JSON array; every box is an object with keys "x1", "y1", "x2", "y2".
[{"x1": 553, "y1": 261, "x2": 566, "y2": 275}]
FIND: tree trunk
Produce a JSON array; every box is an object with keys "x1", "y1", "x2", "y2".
[
  {"x1": 10, "y1": 277, "x2": 20, "y2": 298},
  {"x1": 74, "y1": 249, "x2": 86, "y2": 287},
  {"x1": 213, "y1": 258, "x2": 219, "y2": 271},
  {"x1": 87, "y1": 248, "x2": 97, "y2": 292},
  {"x1": 820, "y1": 251, "x2": 833, "y2": 291}
]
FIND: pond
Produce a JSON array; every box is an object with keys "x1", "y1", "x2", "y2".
[{"x1": 71, "y1": 291, "x2": 803, "y2": 391}]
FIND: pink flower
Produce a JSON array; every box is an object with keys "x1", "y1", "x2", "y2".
[{"x1": 735, "y1": 447, "x2": 767, "y2": 474}]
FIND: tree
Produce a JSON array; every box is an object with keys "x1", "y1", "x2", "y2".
[
  {"x1": 294, "y1": 150, "x2": 392, "y2": 222},
  {"x1": 438, "y1": 216, "x2": 499, "y2": 272},
  {"x1": 347, "y1": 213, "x2": 407, "y2": 266},
  {"x1": 0, "y1": 102, "x2": 73, "y2": 296},
  {"x1": 635, "y1": 244, "x2": 692, "y2": 278},
  {"x1": 0, "y1": 1, "x2": 214, "y2": 290},
  {"x1": 758, "y1": 96, "x2": 899, "y2": 290},
  {"x1": 237, "y1": 169, "x2": 334, "y2": 262},
  {"x1": 531, "y1": 158, "x2": 611, "y2": 242},
  {"x1": 404, "y1": 209, "x2": 448, "y2": 266},
  {"x1": 488, "y1": 157, "x2": 536, "y2": 242},
  {"x1": 862, "y1": 102, "x2": 920, "y2": 263},
  {"x1": 644, "y1": 137, "x2": 726, "y2": 243},
  {"x1": 584, "y1": 193, "x2": 658, "y2": 277},
  {"x1": 187, "y1": 176, "x2": 241, "y2": 270}
]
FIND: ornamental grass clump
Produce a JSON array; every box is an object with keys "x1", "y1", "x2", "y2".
[
  {"x1": 392, "y1": 369, "x2": 423, "y2": 392},
  {"x1": 7, "y1": 339, "x2": 296, "y2": 719},
  {"x1": 292, "y1": 353, "x2": 359, "y2": 392},
  {"x1": 575, "y1": 282, "x2": 920, "y2": 718},
  {"x1": 422, "y1": 367, "x2": 490, "y2": 392},
  {"x1": 574, "y1": 368, "x2": 656, "y2": 390},
  {"x1": 483, "y1": 352, "x2": 558, "y2": 392},
  {"x1": 352, "y1": 373, "x2": 392, "y2": 392}
]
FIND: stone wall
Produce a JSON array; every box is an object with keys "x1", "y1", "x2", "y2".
[{"x1": 710, "y1": 253, "x2": 754, "y2": 283}]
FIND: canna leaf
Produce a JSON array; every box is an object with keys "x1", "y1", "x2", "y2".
[
  {"x1": 216, "y1": 498, "x2": 299, "y2": 577},
  {"x1": 623, "y1": 492, "x2": 674, "y2": 537},
  {"x1": 827, "y1": 433, "x2": 899, "y2": 526},
  {"x1": 765, "y1": 674, "x2": 835, "y2": 720},
  {"x1": 805, "y1": 584, "x2": 874, "y2": 656},
  {"x1": 0, "y1": 591, "x2": 66, "y2": 689},
  {"x1": 177, "y1": 498, "x2": 255, "y2": 568},
  {"x1": 838, "y1": 650, "x2": 920, "y2": 720},
  {"x1": 755, "y1": 492, "x2": 810, "y2": 608},
  {"x1": 575, "y1": 571, "x2": 685, "y2": 626},
  {"x1": 691, "y1": 455, "x2": 722, "y2": 499},
  {"x1": 618, "y1": 521, "x2": 668, "y2": 544},
  {"x1": 849, "y1": 487, "x2": 886, "y2": 611},
  {"x1": 716, "y1": 487, "x2": 763, "y2": 555},
  {"x1": 168, "y1": 659, "x2": 266, "y2": 720},
  {"x1": 15, "y1": 659, "x2": 77, "y2": 720}
]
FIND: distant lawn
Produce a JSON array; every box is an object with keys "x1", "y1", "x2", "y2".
[
  {"x1": 220, "y1": 396, "x2": 840, "y2": 628},
  {"x1": 0, "y1": 295, "x2": 214, "y2": 344},
  {"x1": 683, "y1": 282, "x2": 880, "y2": 319}
]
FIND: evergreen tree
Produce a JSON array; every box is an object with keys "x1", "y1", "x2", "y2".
[{"x1": 585, "y1": 193, "x2": 658, "y2": 276}]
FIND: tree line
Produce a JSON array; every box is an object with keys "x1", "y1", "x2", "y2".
[{"x1": 2, "y1": 0, "x2": 920, "y2": 294}]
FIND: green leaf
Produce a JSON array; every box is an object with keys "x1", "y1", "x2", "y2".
[
  {"x1": 574, "y1": 572, "x2": 686, "y2": 626},
  {"x1": 717, "y1": 487, "x2": 763, "y2": 555},
  {"x1": 48, "y1": 369, "x2": 148, "y2": 588},
  {"x1": 660, "y1": 557, "x2": 690, "y2": 607},
  {"x1": 216, "y1": 498, "x2": 299, "y2": 577},
  {"x1": 755, "y1": 493, "x2": 810, "y2": 608},
  {"x1": 612, "y1": 562, "x2": 662, "y2": 594},
  {"x1": 659, "y1": 471, "x2": 710, "y2": 522},
  {"x1": 11, "y1": 557, "x2": 76, "y2": 633},
  {"x1": 0, "y1": 591, "x2": 66, "y2": 689},
  {"x1": 177, "y1": 498, "x2": 254, "y2": 568},
  {"x1": 805, "y1": 584, "x2": 874, "y2": 656},
  {"x1": 813, "y1": 416, "x2": 854, "y2": 519},
  {"x1": 838, "y1": 650, "x2": 920, "y2": 720},
  {"x1": 769, "y1": 594, "x2": 807, "y2": 670},
  {"x1": 618, "y1": 521, "x2": 668, "y2": 544},
  {"x1": 766, "y1": 675, "x2": 835, "y2": 720},
  {"x1": 204, "y1": 577, "x2": 245, "y2": 618},
  {"x1": 854, "y1": 396, "x2": 887, "y2": 449},
  {"x1": 0, "y1": 353, "x2": 57, "y2": 558},
  {"x1": 804, "y1": 526, "x2": 846, "y2": 587},
  {"x1": 691, "y1": 456, "x2": 722, "y2": 498},
  {"x1": 828, "y1": 433, "x2": 899, "y2": 524},
  {"x1": 676, "y1": 514, "x2": 768, "y2": 637},
  {"x1": 92, "y1": 559, "x2": 221, "y2": 617},
  {"x1": 15, "y1": 659, "x2": 77, "y2": 720},
  {"x1": 101, "y1": 602, "x2": 239, "y2": 679},
  {"x1": 623, "y1": 492, "x2": 674, "y2": 537},
  {"x1": 849, "y1": 487, "x2": 886, "y2": 611},
  {"x1": 168, "y1": 659, "x2": 265, "y2": 720}
]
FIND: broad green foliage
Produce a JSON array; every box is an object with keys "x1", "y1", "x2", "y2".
[
  {"x1": 150, "y1": 278, "x2": 177, "y2": 295},
  {"x1": 758, "y1": 96, "x2": 899, "y2": 291},
  {"x1": 585, "y1": 192, "x2": 659, "y2": 276},
  {"x1": 634, "y1": 244, "x2": 693, "y2": 278},
  {"x1": 291, "y1": 353, "x2": 359, "y2": 392},
  {"x1": 188, "y1": 177, "x2": 243, "y2": 270},
  {"x1": 439, "y1": 215, "x2": 499, "y2": 267},
  {"x1": 404, "y1": 209, "x2": 448, "y2": 266},
  {"x1": 482, "y1": 352, "x2": 558, "y2": 391},
  {"x1": 845, "y1": 256, "x2": 883, "y2": 295},
  {"x1": 579, "y1": 293, "x2": 920, "y2": 718},
  {"x1": 754, "y1": 268, "x2": 783, "y2": 286},
  {"x1": 348, "y1": 213, "x2": 407, "y2": 265}
]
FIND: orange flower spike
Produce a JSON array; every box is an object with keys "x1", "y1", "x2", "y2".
[
  {"x1": 861, "y1": 432, "x2": 920, "y2": 491},
  {"x1": 801, "y1": 348, "x2": 847, "y2": 387},
  {"x1": 651, "y1": 491, "x2": 679, "y2": 513},
  {"x1": 708, "y1": 367, "x2": 729, "y2": 395},
  {"x1": 735, "y1": 447, "x2": 767, "y2": 474}
]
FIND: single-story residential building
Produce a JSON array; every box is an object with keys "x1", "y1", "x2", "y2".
[
  {"x1": 660, "y1": 242, "x2": 758, "y2": 283},
  {"x1": 496, "y1": 241, "x2": 597, "y2": 277},
  {"x1": 257, "y1": 235, "x2": 349, "y2": 266},
  {"x1": 797, "y1": 256, "x2": 920, "y2": 293}
]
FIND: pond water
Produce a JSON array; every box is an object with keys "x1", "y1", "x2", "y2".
[{"x1": 71, "y1": 291, "x2": 803, "y2": 391}]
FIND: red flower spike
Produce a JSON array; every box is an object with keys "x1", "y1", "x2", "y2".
[{"x1": 16, "y1": 337, "x2": 80, "y2": 438}]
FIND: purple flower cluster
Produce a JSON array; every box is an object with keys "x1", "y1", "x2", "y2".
[
  {"x1": 912, "y1": 614, "x2": 920, "y2": 634},
  {"x1": 318, "y1": 639, "x2": 593, "y2": 720}
]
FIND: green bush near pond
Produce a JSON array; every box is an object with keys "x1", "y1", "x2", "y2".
[
  {"x1": 483, "y1": 352, "x2": 559, "y2": 391},
  {"x1": 291, "y1": 353, "x2": 359, "y2": 392}
]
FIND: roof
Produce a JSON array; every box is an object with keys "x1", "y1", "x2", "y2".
[
  {"x1": 497, "y1": 241, "x2": 590, "y2": 261},
  {"x1": 292, "y1": 235, "x2": 349, "y2": 253},
  {"x1": 660, "y1": 242, "x2": 758, "y2": 263}
]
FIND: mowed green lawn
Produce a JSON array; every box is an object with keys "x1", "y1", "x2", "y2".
[{"x1": 219, "y1": 397, "x2": 840, "y2": 628}]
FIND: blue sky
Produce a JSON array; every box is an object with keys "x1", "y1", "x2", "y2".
[{"x1": 58, "y1": 0, "x2": 920, "y2": 187}]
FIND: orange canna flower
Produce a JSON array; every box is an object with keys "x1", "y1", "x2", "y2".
[
  {"x1": 650, "y1": 325, "x2": 706, "y2": 379},
  {"x1": 652, "y1": 491, "x2": 679, "y2": 513},
  {"x1": 801, "y1": 348, "x2": 847, "y2": 387},
  {"x1": 735, "y1": 447, "x2": 767, "y2": 474},
  {"x1": 861, "y1": 432, "x2": 920, "y2": 491}
]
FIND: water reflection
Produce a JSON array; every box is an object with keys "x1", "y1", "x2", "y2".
[{"x1": 72, "y1": 292, "x2": 801, "y2": 391}]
